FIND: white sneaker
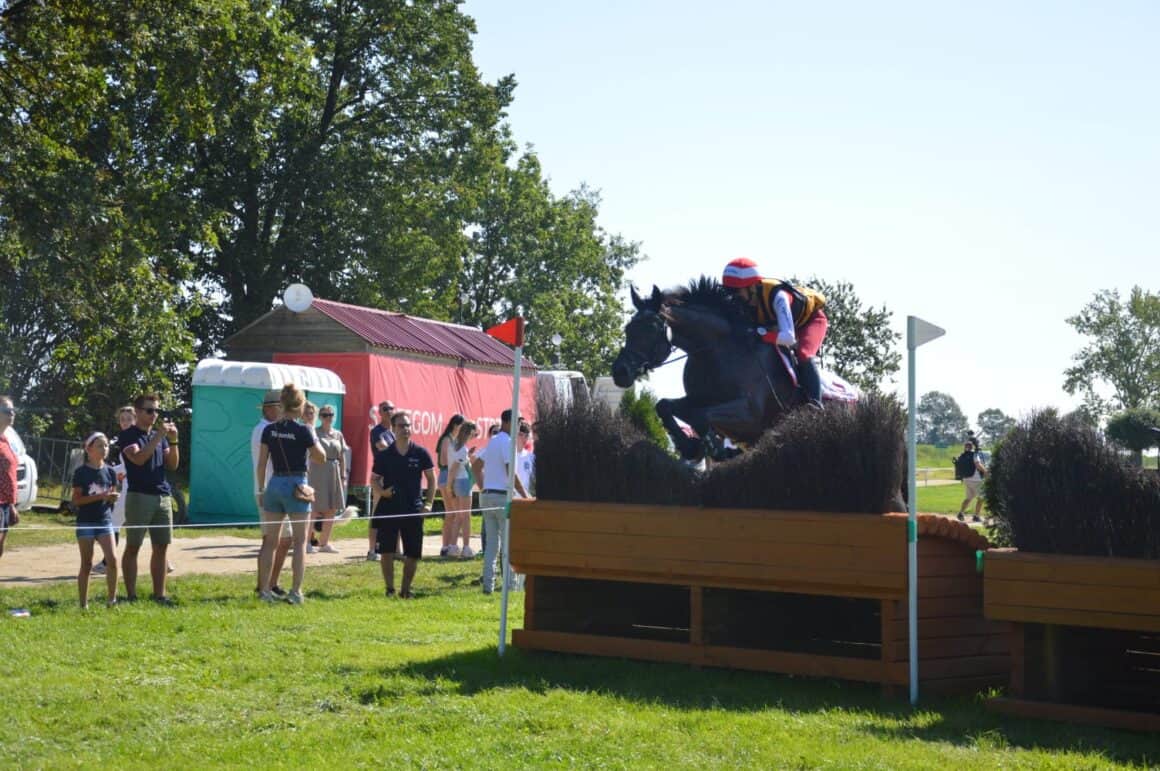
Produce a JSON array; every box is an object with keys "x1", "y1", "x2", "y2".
[
  {"x1": 319, "y1": 544, "x2": 339, "y2": 554},
  {"x1": 91, "y1": 563, "x2": 107, "y2": 575},
  {"x1": 446, "y1": 544, "x2": 460, "y2": 557},
  {"x1": 366, "y1": 551, "x2": 379, "y2": 562},
  {"x1": 306, "y1": 544, "x2": 317, "y2": 554},
  {"x1": 460, "y1": 546, "x2": 475, "y2": 559},
  {"x1": 258, "y1": 591, "x2": 277, "y2": 603},
  {"x1": 287, "y1": 590, "x2": 305, "y2": 605}
]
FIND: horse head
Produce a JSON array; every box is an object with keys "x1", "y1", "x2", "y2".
[{"x1": 612, "y1": 285, "x2": 672, "y2": 387}]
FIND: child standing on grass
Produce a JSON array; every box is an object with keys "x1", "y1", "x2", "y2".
[{"x1": 72, "y1": 432, "x2": 120, "y2": 608}]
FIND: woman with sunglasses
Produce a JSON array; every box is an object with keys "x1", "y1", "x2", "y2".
[{"x1": 306, "y1": 404, "x2": 347, "y2": 553}]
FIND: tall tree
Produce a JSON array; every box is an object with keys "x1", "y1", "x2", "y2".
[
  {"x1": 976, "y1": 408, "x2": 1016, "y2": 446},
  {"x1": 1063, "y1": 286, "x2": 1160, "y2": 418},
  {"x1": 461, "y1": 154, "x2": 640, "y2": 381},
  {"x1": 0, "y1": 1, "x2": 202, "y2": 433},
  {"x1": 793, "y1": 276, "x2": 901, "y2": 392},
  {"x1": 1, "y1": 0, "x2": 643, "y2": 425},
  {"x1": 916, "y1": 391, "x2": 969, "y2": 446},
  {"x1": 1105, "y1": 407, "x2": 1160, "y2": 468}
]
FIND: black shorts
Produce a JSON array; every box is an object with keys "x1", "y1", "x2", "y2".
[{"x1": 373, "y1": 504, "x2": 423, "y2": 560}]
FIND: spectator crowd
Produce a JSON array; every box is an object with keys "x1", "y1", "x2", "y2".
[{"x1": 0, "y1": 389, "x2": 536, "y2": 609}]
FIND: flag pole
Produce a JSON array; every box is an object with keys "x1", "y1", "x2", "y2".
[{"x1": 497, "y1": 319, "x2": 524, "y2": 656}]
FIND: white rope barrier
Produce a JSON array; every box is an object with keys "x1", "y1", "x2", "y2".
[{"x1": 10, "y1": 504, "x2": 505, "y2": 532}]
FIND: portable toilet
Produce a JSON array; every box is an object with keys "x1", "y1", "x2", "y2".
[{"x1": 189, "y1": 358, "x2": 346, "y2": 524}]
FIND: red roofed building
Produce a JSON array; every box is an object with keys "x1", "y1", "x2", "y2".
[{"x1": 223, "y1": 297, "x2": 537, "y2": 486}]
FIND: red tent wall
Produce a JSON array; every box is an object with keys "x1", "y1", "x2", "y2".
[{"x1": 273, "y1": 352, "x2": 536, "y2": 485}]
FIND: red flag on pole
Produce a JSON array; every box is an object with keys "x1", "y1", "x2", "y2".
[{"x1": 486, "y1": 317, "x2": 525, "y2": 347}]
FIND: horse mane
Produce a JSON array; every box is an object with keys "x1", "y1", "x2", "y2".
[{"x1": 663, "y1": 275, "x2": 749, "y2": 325}]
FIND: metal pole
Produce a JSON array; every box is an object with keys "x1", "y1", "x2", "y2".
[
  {"x1": 907, "y1": 328, "x2": 919, "y2": 706},
  {"x1": 498, "y1": 343, "x2": 522, "y2": 656},
  {"x1": 904, "y1": 315, "x2": 944, "y2": 706}
]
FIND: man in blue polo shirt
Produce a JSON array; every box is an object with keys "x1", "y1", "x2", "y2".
[
  {"x1": 371, "y1": 411, "x2": 434, "y2": 599},
  {"x1": 118, "y1": 393, "x2": 179, "y2": 604},
  {"x1": 366, "y1": 399, "x2": 396, "y2": 561}
]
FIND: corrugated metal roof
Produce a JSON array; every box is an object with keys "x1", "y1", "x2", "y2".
[{"x1": 311, "y1": 299, "x2": 536, "y2": 369}]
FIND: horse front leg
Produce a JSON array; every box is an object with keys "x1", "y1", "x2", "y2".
[{"x1": 656, "y1": 397, "x2": 708, "y2": 462}]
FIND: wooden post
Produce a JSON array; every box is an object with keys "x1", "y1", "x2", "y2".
[{"x1": 1008, "y1": 622, "x2": 1025, "y2": 697}]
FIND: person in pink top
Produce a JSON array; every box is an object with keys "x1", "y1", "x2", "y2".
[{"x1": 0, "y1": 395, "x2": 19, "y2": 560}]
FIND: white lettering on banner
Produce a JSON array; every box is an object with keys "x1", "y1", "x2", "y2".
[{"x1": 392, "y1": 408, "x2": 444, "y2": 440}]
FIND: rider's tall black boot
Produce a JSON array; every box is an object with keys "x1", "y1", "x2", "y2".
[{"x1": 798, "y1": 357, "x2": 823, "y2": 409}]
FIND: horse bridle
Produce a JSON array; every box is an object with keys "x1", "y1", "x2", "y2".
[{"x1": 621, "y1": 311, "x2": 675, "y2": 379}]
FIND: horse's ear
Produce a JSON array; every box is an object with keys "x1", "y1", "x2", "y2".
[
  {"x1": 651, "y1": 285, "x2": 663, "y2": 305},
  {"x1": 630, "y1": 285, "x2": 644, "y2": 310}
]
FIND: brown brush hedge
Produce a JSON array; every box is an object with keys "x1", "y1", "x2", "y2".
[
  {"x1": 532, "y1": 394, "x2": 699, "y2": 505},
  {"x1": 984, "y1": 410, "x2": 1160, "y2": 559},
  {"x1": 534, "y1": 392, "x2": 906, "y2": 514},
  {"x1": 700, "y1": 393, "x2": 906, "y2": 513}
]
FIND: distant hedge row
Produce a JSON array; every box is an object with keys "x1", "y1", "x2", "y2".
[
  {"x1": 984, "y1": 410, "x2": 1160, "y2": 559},
  {"x1": 534, "y1": 393, "x2": 906, "y2": 514}
]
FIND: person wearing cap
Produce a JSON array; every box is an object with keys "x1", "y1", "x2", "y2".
[
  {"x1": 721, "y1": 257, "x2": 829, "y2": 409},
  {"x1": 252, "y1": 389, "x2": 291, "y2": 597}
]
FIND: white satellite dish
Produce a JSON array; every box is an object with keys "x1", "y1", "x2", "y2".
[{"x1": 283, "y1": 283, "x2": 314, "y2": 313}]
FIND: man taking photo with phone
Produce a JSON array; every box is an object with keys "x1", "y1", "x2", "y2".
[{"x1": 118, "y1": 393, "x2": 179, "y2": 604}]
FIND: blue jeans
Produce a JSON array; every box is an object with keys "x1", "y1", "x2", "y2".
[{"x1": 479, "y1": 492, "x2": 507, "y2": 592}]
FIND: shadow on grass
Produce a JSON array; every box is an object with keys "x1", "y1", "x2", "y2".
[{"x1": 368, "y1": 647, "x2": 1160, "y2": 764}]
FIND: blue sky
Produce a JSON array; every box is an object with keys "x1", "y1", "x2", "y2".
[{"x1": 465, "y1": 1, "x2": 1159, "y2": 427}]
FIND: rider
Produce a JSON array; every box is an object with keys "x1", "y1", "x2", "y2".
[{"x1": 721, "y1": 257, "x2": 828, "y2": 409}]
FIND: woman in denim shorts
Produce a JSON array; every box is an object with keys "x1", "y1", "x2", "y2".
[
  {"x1": 71, "y1": 433, "x2": 119, "y2": 608},
  {"x1": 255, "y1": 384, "x2": 326, "y2": 604}
]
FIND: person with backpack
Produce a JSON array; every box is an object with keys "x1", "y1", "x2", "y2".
[{"x1": 954, "y1": 440, "x2": 987, "y2": 523}]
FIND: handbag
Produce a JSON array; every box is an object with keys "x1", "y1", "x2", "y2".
[{"x1": 274, "y1": 427, "x2": 316, "y2": 503}]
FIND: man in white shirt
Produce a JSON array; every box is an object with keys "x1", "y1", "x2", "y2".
[
  {"x1": 251, "y1": 390, "x2": 290, "y2": 596},
  {"x1": 472, "y1": 409, "x2": 528, "y2": 594}
]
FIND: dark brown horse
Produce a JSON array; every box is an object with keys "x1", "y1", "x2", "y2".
[{"x1": 612, "y1": 278, "x2": 806, "y2": 461}]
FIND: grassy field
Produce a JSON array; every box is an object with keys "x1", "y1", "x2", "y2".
[{"x1": 1, "y1": 559, "x2": 1156, "y2": 769}]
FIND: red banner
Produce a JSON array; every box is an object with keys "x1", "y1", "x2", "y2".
[{"x1": 273, "y1": 352, "x2": 537, "y2": 485}]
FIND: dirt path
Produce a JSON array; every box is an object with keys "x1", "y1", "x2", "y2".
[{"x1": 0, "y1": 534, "x2": 482, "y2": 589}]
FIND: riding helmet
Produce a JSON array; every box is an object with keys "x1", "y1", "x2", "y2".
[{"x1": 722, "y1": 257, "x2": 763, "y2": 288}]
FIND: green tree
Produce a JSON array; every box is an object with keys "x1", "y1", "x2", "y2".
[
  {"x1": 1063, "y1": 286, "x2": 1160, "y2": 418},
  {"x1": 916, "y1": 391, "x2": 969, "y2": 446},
  {"x1": 1105, "y1": 407, "x2": 1160, "y2": 468},
  {"x1": 619, "y1": 386, "x2": 670, "y2": 452},
  {"x1": 791, "y1": 276, "x2": 901, "y2": 392},
  {"x1": 0, "y1": 1, "x2": 201, "y2": 433},
  {"x1": 976, "y1": 408, "x2": 1016, "y2": 446},
  {"x1": 1, "y1": 0, "x2": 642, "y2": 423},
  {"x1": 462, "y1": 154, "x2": 641, "y2": 381}
]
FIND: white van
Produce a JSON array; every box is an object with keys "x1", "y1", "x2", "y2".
[{"x1": 4, "y1": 426, "x2": 38, "y2": 511}]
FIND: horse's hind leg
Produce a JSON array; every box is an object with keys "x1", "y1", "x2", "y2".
[{"x1": 656, "y1": 397, "x2": 707, "y2": 461}]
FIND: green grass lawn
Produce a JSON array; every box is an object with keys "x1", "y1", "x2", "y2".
[{"x1": 1, "y1": 560, "x2": 1155, "y2": 768}]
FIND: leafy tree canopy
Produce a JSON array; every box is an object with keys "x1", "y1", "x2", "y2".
[
  {"x1": 916, "y1": 390, "x2": 969, "y2": 446},
  {"x1": 976, "y1": 408, "x2": 1016, "y2": 447},
  {"x1": 789, "y1": 276, "x2": 902, "y2": 393},
  {"x1": 0, "y1": 0, "x2": 641, "y2": 432},
  {"x1": 1104, "y1": 406, "x2": 1160, "y2": 468},
  {"x1": 1063, "y1": 286, "x2": 1160, "y2": 418}
]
